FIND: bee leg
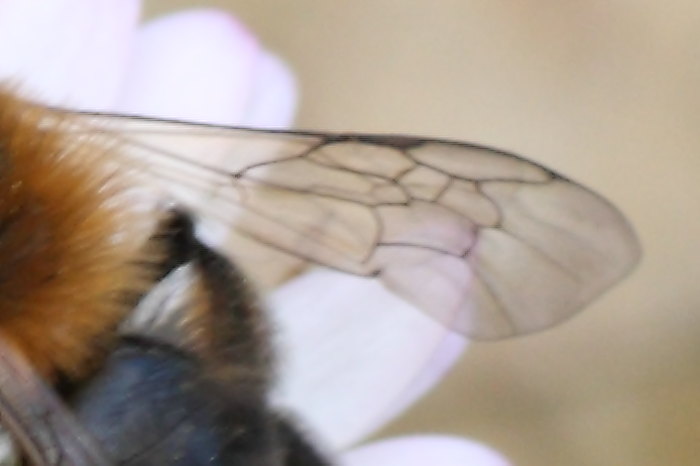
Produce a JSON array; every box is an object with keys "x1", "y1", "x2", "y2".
[
  {"x1": 137, "y1": 207, "x2": 202, "y2": 281},
  {"x1": 274, "y1": 415, "x2": 332, "y2": 466},
  {"x1": 188, "y1": 214, "x2": 273, "y2": 384},
  {"x1": 189, "y1": 232, "x2": 332, "y2": 465},
  {"x1": 189, "y1": 233, "x2": 332, "y2": 465}
]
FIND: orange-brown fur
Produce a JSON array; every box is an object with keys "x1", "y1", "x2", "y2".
[{"x1": 0, "y1": 89, "x2": 160, "y2": 380}]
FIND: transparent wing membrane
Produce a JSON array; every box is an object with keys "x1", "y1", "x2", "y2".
[{"x1": 68, "y1": 112, "x2": 641, "y2": 339}]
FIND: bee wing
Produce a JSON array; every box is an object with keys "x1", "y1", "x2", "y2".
[
  {"x1": 69, "y1": 112, "x2": 641, "y2": 339},
  {"x1": 0, "y1": 338, "x2": 112, "y2": 466}
]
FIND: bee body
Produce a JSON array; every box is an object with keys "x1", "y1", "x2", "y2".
[{"x1": 0, "y1": 88, "x2": 640, "y2": 465}]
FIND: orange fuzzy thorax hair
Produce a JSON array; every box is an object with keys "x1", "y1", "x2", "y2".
[{"x1": 0, "y1": 89, "x2": 160, "y2": 380}]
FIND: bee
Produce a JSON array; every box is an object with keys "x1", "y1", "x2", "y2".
[{"x1": 0, "y1": 87, "x2": 640, "y2": 464}]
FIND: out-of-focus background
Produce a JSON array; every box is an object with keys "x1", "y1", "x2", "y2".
[{"x1": 147, "y1": 2, "x2": 699, "y2": 465}]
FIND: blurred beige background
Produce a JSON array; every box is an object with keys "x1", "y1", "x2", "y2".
[{"x1": 146, "y1": 2, "x2": 700, "y2": 465}]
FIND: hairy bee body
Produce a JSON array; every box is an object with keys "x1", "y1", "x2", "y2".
[{"x1": 0, "y1": 89, "x2": 159, "y2": 380}]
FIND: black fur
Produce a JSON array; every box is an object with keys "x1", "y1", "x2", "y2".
[{"x1": 71, "y1": 211, "x2": 331, "y2": 465}]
